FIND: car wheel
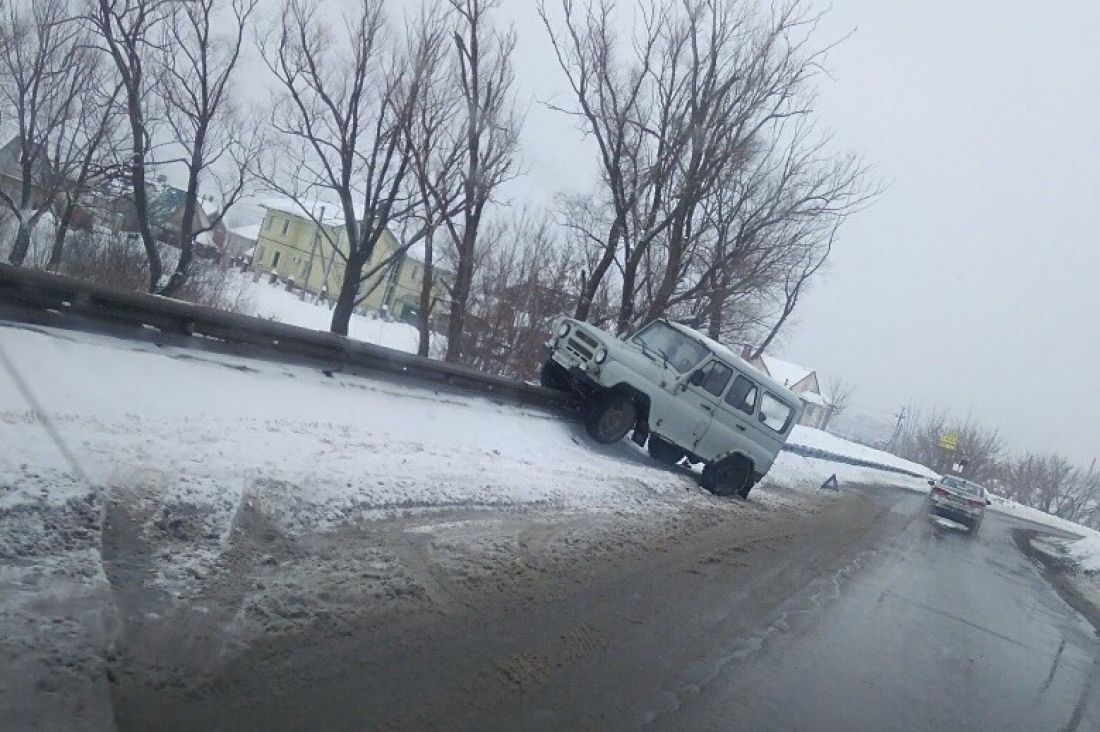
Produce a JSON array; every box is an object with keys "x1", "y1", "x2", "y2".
[
  {"x1": 738, "y1": 473, "x2": 761, "y2": 500},
  {"x1": 702, "y1": 455, "x2": 753, "y2": 498},
  {"x1": 539, "y1": 360, "x2": 571, "y2": 391},
  {"x1": 585, "y1": 391, "x2": 638, "y2": 444},
  {"x1": 647, "y1": 435, "x2": 684, "y2": 466}
]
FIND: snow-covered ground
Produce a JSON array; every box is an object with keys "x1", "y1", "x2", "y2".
[
  {"x1": 4, "y1": 316, "x2": 1099, "y2": 725},
  {"x1": 236, "y1": 272, "x2": 433, "y2": 354}
]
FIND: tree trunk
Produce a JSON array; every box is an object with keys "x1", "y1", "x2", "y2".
[
  {"x1": 47, "y1": 203, "x2": 77, "y2": 271},
  {"x1": 330, "y1": 250, "x2": 367, "y2": 336},
  {"x1": 8, "y1": 220, "x2": 31, "y2": 265},
  {"x1": 125, "y1": 88, "x2": 162, "y2": 291},
  {"x1": 417, "y1": 232, "x2": 434, "y2": 358},
  {"x1": 160, "y1": 142, "x2": 205, "y2": 297},
  {"x1": 445, "y1": 228, "x2": 476, "y2": 363},
  {"x1": 573, "y1": 220, "x2": 622, "y2": 321}
]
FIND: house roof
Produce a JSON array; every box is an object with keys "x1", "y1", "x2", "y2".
[
  {"x1": 230, "y1": 222, "x2": 262, "y2": 241},
  {"x1": 261, "y1": 197, "x2": 347, "y2": 226},
  {"x1": 0, "y1": 136, "x2": 54, "y2": 185},
  {"x1": 799, "y1": 390, "x2": 828, "y2": 407},
  {"x1": 759, "y1": 354, "x2": 814, "y2": 390}
]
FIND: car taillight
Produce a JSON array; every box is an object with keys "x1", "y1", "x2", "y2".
[
  {"x1": 968, "y1": 499, "x2": 984, "y2": 508},
  {"x1": 932, "y1": 486, "x2": 948, "y2": 497}
]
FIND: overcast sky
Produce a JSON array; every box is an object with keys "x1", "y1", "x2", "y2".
[
  {"x1": 490, "y1": 0, "x2": 1100, "y2": 465},
  {"x1": 235, "y1": 0, "x2": 1099, "y2": 464}
]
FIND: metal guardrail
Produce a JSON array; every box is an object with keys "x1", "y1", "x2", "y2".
[
  {"x1": 781, "y1": 443, "x2": 928, "y2": 479},
  {"x1": 0, "y1": 263, "x2": 576, "y2": 411}
]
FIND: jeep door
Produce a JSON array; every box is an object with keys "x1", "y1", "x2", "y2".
[
  {"x1": 694, "y1": 369, "x2": 792, "y2": 469},
  {"x1": 671, "y1": 358, "x2": 736, "y2": 453}
]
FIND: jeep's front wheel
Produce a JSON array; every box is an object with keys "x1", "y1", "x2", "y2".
[
  {"x1": 702, "y1": 455, "x2": 753, "y2": 498},
  {"x1": 539, "y1": 359, "x2": 571, "y2": 391},
  {"x1": 647, "y1": 435, "x2": 684, "y2": 466},
  {"x1": 585, "y1": 391, "x2": 638, "y2": 444}
]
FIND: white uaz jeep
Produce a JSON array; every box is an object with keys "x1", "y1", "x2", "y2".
[{"x1": 542, "y1": 317, "x2": 802, "y2": 498}]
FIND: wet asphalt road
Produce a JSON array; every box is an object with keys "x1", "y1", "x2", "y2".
[
  {"x1": 122, "y1": 486, "x2": 1100, "y2": 732},
  {"x1": 660, "y1": 492, "x2": 1100, "y2": 732}
]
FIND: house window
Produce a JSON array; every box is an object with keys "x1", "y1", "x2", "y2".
[
  {"x1": 281, "y1": 219, "x2": 290, "y2": 235},
  {"x1": 272, "y1": 250, "x2": 282, "y2": 268}
]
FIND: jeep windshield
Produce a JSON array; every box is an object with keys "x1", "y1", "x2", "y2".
[{"x1": 630, "y1": 322, "x2": 710, "y2": 373}]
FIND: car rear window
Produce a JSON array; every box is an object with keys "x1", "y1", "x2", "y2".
[
  {"x1": 942, "y1": 476, "x2": 983, "y2": 496},
  {"x1": 759, "y1": 392, "x2": 794, "y2": 433}
]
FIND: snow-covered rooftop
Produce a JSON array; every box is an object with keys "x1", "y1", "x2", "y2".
[
  {"x1": 760, "y1": 354, "x2": 814, "y2": 390},
  {"x1": 799, "y1": 390, "x2": 828, "y2": 407},
  {"x1": 230, "y1": 222, "x2": 262, "y2": 241},
  {"x1": 261, "y1": 197, "x2": 347, "y2": 226}
]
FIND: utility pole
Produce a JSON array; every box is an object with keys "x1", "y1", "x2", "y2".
[
  {"x1": 301, "y1": 206, "x2": 325, "y2": 300},
  {"x1": 888, "y1": 407, "x2": 907, "y2": 451}
]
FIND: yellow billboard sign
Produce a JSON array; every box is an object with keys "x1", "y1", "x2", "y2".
[{"x1": 938, "y1": 432, "x2": 958, "y2": 451}]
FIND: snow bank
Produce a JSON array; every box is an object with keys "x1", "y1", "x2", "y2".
[
  {"x1": 764, "y1": 449, "x2": 933, "y2": 495},
  {"x1": 238, "y1": 273, "x2": 426, "y2": 353},
  {"x1": 1066, "y1": 534, "x2": 1100, "y2": 573}
]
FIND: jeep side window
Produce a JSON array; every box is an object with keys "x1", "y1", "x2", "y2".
[
  {"x1": 697, "y1": 361, "x2": 732, "y2": 397},
  {"x1": 759, "y1": 392, "x2": 795, "y2": 432},
  {"x1": 725, "y1": 375, "x2": 758, "y2": 415}
]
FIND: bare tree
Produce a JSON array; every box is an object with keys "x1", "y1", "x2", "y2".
[
  {"x1": 86, "y1": 0, "x2": 173, "y2": 291},
  {"x1": 0, "y1": 0, "x2": 94, "y2": 264},
  {"x1": 260, "y1": 0, "x2": 443, "y2": 336},
  {"x1": 539, "y1": 0, "x2": 873, "y2": 344},
  {"x1": 403, "y1": 3, "x2": 463, "y2": 357},
  {"x1": 895, "y1": 413, "x2": 1004, "y2": 484},
  {"x1": 46, "y1": 65, "x2": 127, "y2": 269},
  {"x1": 440, "y1": 0, "x2": 521, "y2": 363},
  {"x1": 156, "y1": 0, "x2": 259, "y2": 296},
  {"x1": 464, "y1": 211, "x2": 580, "y2": 378},
  {"x1": 820, "y1": 375, "x2": 854, "y2": 431}
]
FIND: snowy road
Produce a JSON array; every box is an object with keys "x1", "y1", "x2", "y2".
[
  {"x1": 3, "y1": 319, "x2": 1099, "y2": 730},
  {"x1": 109, "y1": 488, "x2": 1100, "y2": 732}
]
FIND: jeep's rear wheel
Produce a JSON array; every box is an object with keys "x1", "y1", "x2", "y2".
[
  {"x1": 647, "y1": 435, "x2": 684, "y2": 466},
  {"x1": 539, "y1": 359, "x2": 571, "y2": 391},
  {"x1": 702, "y1": 456, "x2": 753, "y2": 498},
  {"x1": 585, "y1": 391, "x2": 638, "y2": 444}
]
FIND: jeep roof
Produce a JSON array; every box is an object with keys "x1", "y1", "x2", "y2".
[{"x1": 660, "y1": 320, "x2": 801, "y2": 405}]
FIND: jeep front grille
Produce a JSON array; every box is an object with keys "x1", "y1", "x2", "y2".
[
  {"x1": 574, "y1": 329, "x2": 599, "y2": 348},
  {"x1": 566, "y1": 338, "x2": 593, "y2": 360}
]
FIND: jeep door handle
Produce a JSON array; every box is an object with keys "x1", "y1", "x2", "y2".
[
  {"x1": 700, "y1": 403, "x2": 713, "y2": 413},
  {"x1": 736, "y1": 424, "x2": 746, "y2": 431}
]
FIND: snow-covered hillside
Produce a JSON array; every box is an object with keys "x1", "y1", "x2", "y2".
[{"x1": 236, "y1": 273, "x2": 433, "y2": 354}]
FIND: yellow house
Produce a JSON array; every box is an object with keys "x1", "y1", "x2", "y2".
[{"x1": 251, "y1": 199, "x2": 450, "y2": 323}]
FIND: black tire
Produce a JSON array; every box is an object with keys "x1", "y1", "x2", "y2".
[
  {"x1": 647, "y1": 435, "x2": 685, "y2": 466},
  {"x1": 539, "y1": 360, "x2": 571, "y2": 391},
  {"x1": 585, "y1": 391, "x2": 638, "y2": 444},
  {"x1": 739, "y1": 473, "x2": 762, "y2": 500},
  {"x1": 701, "y1": 456, "x2": 753, "y2": 498}
]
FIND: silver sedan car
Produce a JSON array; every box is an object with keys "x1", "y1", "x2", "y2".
[{"x1": 927, "y1": 475, "x2": 991, "y2": 535}]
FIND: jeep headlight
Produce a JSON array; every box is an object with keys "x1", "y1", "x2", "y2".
[
  {"x1": 557, "y1": 321, "x2": 571, "y2": 337},
  {"x1": 593, "y1": 346, "x2": 608, "y2": 364}
]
